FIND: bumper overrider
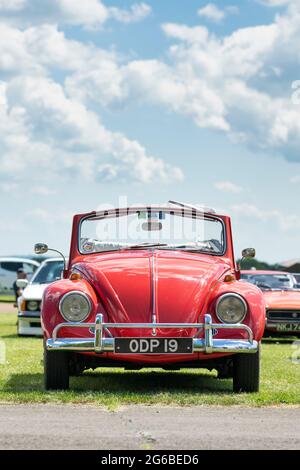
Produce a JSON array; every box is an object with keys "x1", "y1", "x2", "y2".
[{"x1": 46, "y1": 314, "x2": 258, "y2": 354}]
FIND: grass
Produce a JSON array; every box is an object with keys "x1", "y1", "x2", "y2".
[
  {"x1": 0, "y1": 311, "x2": 299, "y2": 408},
  {"x1": 0, "y1": 295, "x2": 14, "y2": 302}
]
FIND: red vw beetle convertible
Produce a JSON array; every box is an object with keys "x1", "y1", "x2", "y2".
[{"x1": 37, "y1": 202, "x2": 265, "y2": 392}]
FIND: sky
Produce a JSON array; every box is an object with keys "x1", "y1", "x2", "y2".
[{"x1": 0, "y1": 0, "x2": 300, "y2": 263}]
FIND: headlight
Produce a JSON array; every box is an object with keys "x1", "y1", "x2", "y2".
[
  {"x1": 27, "y1": 300, "x2": 39, "y2": 311},
  {"x1": 59, "y1": 291, "x2": 92, "y2": 322},
  {"x1": 216, "y1": 293, "x2": 247, "y2": 324}
]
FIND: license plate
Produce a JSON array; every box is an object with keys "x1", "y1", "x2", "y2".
[
  {"x1": 114, "y1": 338, "x2": 193, "y2": 354},
  {"x1": 275, "y1": 323, "x2": 300, "y2": 332}
]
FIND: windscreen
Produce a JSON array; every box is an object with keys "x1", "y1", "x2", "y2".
[
  {"x1": 80, "y1": 210, "x2": 225, "y2": 255},
  {"x1": 31, "y1": 261, "x2": 64, "y2": 284}
]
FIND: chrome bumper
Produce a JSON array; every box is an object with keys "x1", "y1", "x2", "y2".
[{"x1": 46, "y1": 314, "x2": 258, "y2": 354}]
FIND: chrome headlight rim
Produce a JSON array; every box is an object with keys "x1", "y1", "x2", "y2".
[
  {"x1": 59, "y1": 291, "x2": 92, "y2": 323},
  {"x1": 215, "y1": 293, "x2": 247, "y2": 324}
]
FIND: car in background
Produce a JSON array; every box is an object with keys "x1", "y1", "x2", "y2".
[
  {"x1": 0, "y1": 257, "x2": 40, "y2": 300},
  {"x1": 291, "y1": 273, "x2": 300, "y2": 287},
  {"x1": 241, "y1": 270, "x2": 300, "y2": 335},
  {"x1": 17, "y1": 258, "x2": 65, "y2": 336}
]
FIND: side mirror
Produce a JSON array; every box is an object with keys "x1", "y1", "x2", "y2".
[
  {"x1": 242, "y1": 248, "x2": 256, "y2": 259},
  {"x1": 34, "y1": 243, "x2": 67, "y2": 272},
  {"x1": 34, "y1": 243, "x2": 48, "y2": 254},
  {"x1": 16, "y1": 279, "x2": 29, "y2": 289},
  {"x1": 237, "y1": 248, "x2": 256, "y2": 272}
]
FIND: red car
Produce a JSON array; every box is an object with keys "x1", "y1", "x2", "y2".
[
  {"x1": 241, "y1": 270, "x2": 300, "y2": 335},
  {"x1": 37, "y1": 202, "x2": 265, "y2": 392}
]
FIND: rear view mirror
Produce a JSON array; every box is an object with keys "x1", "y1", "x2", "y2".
[{"x1": 142, "y1": 222, "x2": 162, "y2": 231}]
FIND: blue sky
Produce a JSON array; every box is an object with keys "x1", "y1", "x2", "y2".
[{"x1": 0, "y1": 0, "x2": 300, "y2": 263}]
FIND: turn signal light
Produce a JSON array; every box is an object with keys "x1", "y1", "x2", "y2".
[
  {"x1": 69, "y1": 272, "x2": 82, "y2": 281},
  {"x1": 224, "y1": 274, "x2": 235, "y2": 282}
]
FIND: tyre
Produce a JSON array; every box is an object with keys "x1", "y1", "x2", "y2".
[
  {"x1": 69, "y1": 353, "x2": 85, "y2": 376},
  {"x1": 44, "y1": 342, "x2": 69, "y2": 390},
  {"x1": 233, "y1": 344, "x2": 260, "y2": 393}
]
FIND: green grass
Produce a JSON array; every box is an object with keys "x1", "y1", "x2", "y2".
[
  {"x1": 0, "y1": 295, "x2": 14, "y2": 302},
  {"x1": 0, "y1": 312, "x2": 299, "y2": 408}
]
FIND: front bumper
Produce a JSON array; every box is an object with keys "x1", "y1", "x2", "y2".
[
  {"x1": 18, "y1": 312, "x2": 42, "y2": 336},
  {"x1": 46, "y1": 314, "x2": 258, "y2": 354}
]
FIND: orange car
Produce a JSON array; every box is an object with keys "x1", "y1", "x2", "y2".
[{"x1": 241, "y1": 270, "x2": 300, "y2": 335}]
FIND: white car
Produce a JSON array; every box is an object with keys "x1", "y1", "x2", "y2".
[
  {"x1": 0, "y1": 257, "x2": 40, "y2": 300},
  {"x1": 17, "y1": 258, "x2": 65, "y2": 336}
]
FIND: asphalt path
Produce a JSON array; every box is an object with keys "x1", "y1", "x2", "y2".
[{"x1": 0, "y1": 404, "x2": 299, "y2": 450}]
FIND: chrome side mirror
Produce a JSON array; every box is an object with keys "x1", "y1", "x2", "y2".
[
  {"x1": 34, "y1": 243, "x2": 49, "y2": 254},
  {"x1": 242, "y1": 248, "x2": 256, "y2": 259},
  {"x1": 34, "y1": 243, "x2": 67, "y2": 271},
  {"x1": 238, "y1": 247, "x2": 256, "y2": 271},
  {"x1": 16, "y1": 279, "x2": 29, "y2": 289}
]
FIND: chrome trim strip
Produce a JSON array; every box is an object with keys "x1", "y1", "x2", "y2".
[
  {"x1": 204, "y1": 314, "x2": 213, "y2": 353},
  {"x1": 151, "y1": 252, "x2": 157, "y2": 336},
  {"x1": 94, "y1": 313, "x2": 103, "y2": 353},
  {"x1": 47, "y1": 314, "x2": 257, "y2": 354},
  {"x1": 18, "y1": 312, "x2": 41, "y2": 318}
]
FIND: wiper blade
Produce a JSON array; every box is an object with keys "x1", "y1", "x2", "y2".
[
  {"x1": 126, "y1": 242, "x2": 168, "y2": 249},
  {"x1": 172, "y1": 243, "x2": 216, "y2": 252},
  {"x1": 176, "y1": 247, "x2": 215, "y2": 253}
]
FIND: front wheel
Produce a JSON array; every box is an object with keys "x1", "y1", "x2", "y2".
[
  {"x1": 44, "y1": 342, "x2": 69, "y2": 390},
  {"x1": 233, "y1": 344, "x2": 260, "y2": 393}
]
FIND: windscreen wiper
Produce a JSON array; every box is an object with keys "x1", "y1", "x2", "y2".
[{"x1": 126, "y1": 242, "x2": 168, "y2": 249}]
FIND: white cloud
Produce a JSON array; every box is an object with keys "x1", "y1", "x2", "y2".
[
  {"x1": 124, "y1": 59, "x2": 229, "y2": 131},
  {"x1": 259, "y1": 0, "x2": 294, "y2": 6},
  {"x1": 290, "y1": 175, "x2": 300, "y2": 184},
  {"x1": 108, "y1": 3, "x2": 300, "y2": 165},
  {"x1": 0, "y1": 181, "x2": 18, "y2": 192},
  {"x1": 197, "y1": 3, "x2": 238, "y2": 23},
  {"x1": 31, "y1": 186, "x2": 56, "y2": 196},
  {"x1": 1, "y1": 0, "x2": 300, "y2": 189},
  {"x1": 197, "y1": 4, "x2": 225, "y2": 23},
  {"x1": 0, "y1": 23, "x2": 182, "y2": 186},
  {"x1": 109, "y1": 3, "x2": 152, "y2": 24},
  {"x1": 24, "y1": 4, "x2": 300, "y2": 166},
  {"x1": 0, "y1": 0, "x2": 26, "y2": 11},
  {"x1": 0, "y1": 74, "x2": 183, "y2": 184},
  {"x1": 214, "y1": 181, "x2": 243, "y2": 193},
  {"x1": 231, "y1": 203, "x2": 300, "y2": 231},
  {"x1": 0, "y1": 0, "x2": 151, "y2": 29},
  {"x1": 25, "y1": 207, "x2": 73, "y2": 224}
]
